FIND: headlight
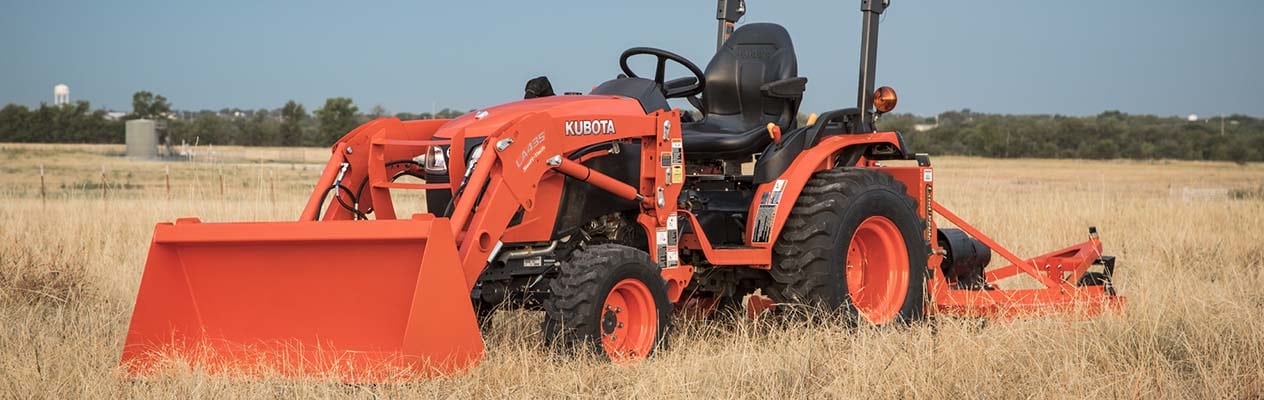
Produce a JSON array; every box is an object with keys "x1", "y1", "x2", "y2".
[{"x1": 423, "y1": 146, "x2": 448, "y2": 174}]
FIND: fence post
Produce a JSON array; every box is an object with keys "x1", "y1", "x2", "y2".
[
  {"x1": 100, "y1": 166, "x2": 108, "y2": 200},
  {"x1": 40, "y1": 164, "x2": 46, "y2": 206},
  {"x1": 165, "y1": 165, "x2": 171, "y2": 201},
  {"x1": 269, "y1": 169, "x2": 276, "y2": 212}
]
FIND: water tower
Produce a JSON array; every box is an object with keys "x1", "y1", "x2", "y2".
[{"x1": 53, "y1": 84, "x2": 70, "y2": 106}]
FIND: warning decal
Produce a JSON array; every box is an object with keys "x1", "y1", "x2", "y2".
[
  {"x1": 924, "y1": 184, "x2": 934, "y2": 244},
  {"x1": 752, "y1": 180, "x2": 787, "y2": 243},
  {"x1": 663, "y1": 213, "x2": 680, "y2": 267},
  {"x1": 666, "y1": 212, "x2": 678, "y2": 244},
  {"x1": 524, "y1": 256, "x2": 543, "y2": 268},
  {"x1": 656, "y1": 228, "x2": 669, "y2": 267},
  {"x1": 752, "y1": 204, "x2": 776, "y2": 243}
]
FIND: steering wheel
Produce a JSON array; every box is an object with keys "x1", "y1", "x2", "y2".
[{"x1": 619, "y1": 47, "x2": 706, "y2": 99}]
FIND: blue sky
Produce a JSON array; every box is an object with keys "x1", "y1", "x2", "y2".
[{"x1": 2, "y1": 0, "x2": 1261, "y2": 117}]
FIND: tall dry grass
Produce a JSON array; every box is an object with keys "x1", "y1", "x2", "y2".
[{"x1": 1, "y1": 143, "x2": 1262, "y2": 399}]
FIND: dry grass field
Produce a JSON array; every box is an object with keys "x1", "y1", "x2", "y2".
[{"x1": 2, "y1": 142, "x2": 1263, "y2": 399}]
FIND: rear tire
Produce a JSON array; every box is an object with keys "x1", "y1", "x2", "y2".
[
  {"x1": 767, "y1": 167, "x2": 928, "y2": 325},
  {"x1": 543, "y1": 244, "x2": 672, "y2": 362}
]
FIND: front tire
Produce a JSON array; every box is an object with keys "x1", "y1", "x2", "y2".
[
  {"x1": 767, "y1": 167, "x2": 928, "y2": 325},
  {"x1": 543, "y1": 244, "x2": 672, "y2": 362}
]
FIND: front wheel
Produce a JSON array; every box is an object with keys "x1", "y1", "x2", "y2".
[
  {"x1": 768, "y1": 167, "x2": 928, "y2": 325},
  {"x1": 543, "y1": 244, "x2": 672, "y2": 362}
]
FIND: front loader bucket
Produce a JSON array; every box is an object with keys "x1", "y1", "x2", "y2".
[{"x1": 120, "y1": 215, "x2": 483, "y2": 380}]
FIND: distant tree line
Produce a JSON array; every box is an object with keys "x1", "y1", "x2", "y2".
[
  {"x1": 0, "y1": 91, "x2": 470, "y2": 148},
  {"x1": 0, "y1": 101, "x2": 123, "y2": 143},
  {"x1": 878, "y1": 110, "x2": 1264, "y2": 164},
  {"x1": 2, "y1": 92, "x2": 1263, "y2": 163}
]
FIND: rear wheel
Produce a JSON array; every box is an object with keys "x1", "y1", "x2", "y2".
[
  {"x1": 543, "y1": 244, "x2": 672, "y2": 362},
  {"x1": 768, "y1": 167, "x2": 928, "y2": 325}
]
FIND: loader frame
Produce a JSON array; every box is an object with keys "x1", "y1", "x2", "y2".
[{"x1": 296, "y1": 102, "x2": 699, "y2": 294}]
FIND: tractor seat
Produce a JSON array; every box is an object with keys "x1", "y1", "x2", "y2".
[{"x1": 682, "y1": 23, "x2": 806, "y2": 161}]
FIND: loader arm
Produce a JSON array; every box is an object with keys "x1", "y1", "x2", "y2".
[
  {"x1": 298, "y1": 117, "x2": 454, "y2": 222},
  {"x1": 304, "y1": 107, "x2": 684, "y2": 290}
]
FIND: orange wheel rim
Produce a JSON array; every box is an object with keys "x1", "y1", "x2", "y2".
[
  {"x1": 600, "y1": 279, "x2": 657, "y2": 362},
  {"x1": 845, "y1": 216, "x2": 910, "y2": 324}
]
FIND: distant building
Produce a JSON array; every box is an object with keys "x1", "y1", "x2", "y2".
[
  {"x1": 913, "y1": 114, "x2": 940, "y2": 132},
  {"x1": 54, "y1": 84, "x2": 70, "y2": 106}
]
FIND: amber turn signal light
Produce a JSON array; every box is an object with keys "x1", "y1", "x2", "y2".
[{"x1": 873, "y1": 86, "x2": 898, "y2": 113}]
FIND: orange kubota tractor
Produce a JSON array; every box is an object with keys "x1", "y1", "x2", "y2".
[{"x1": 121, "y1": 0, "x2": 1122, "y2": 379}]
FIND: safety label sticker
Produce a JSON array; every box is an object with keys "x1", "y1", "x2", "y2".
[
  {"x1": 923, "y1": 169, "x2": 933, "y2": 182},
  {"x1": 523, "y1": 256, "x2": 543, "y2": 268},
  {"x1": 671, "y1": 140, "x2": 683, "y2": 164},
  {"x1": 666, "y1": 212, "x2": 678, "y2": 244},
  {"x1": 924, "y1": 184, "x2": 934, "y2": 244},
  {"x1": 752, "y1": 205, "x2": 775, "y2": 243},
  {"x1": 656, "y1": 228, "x2": 669, "y2": 267},
  {"x1": 671, "y1": 165, "x2": 683, "y2": 185},
  {"x1": 661, "y1": 152, "x2": 672, "y2": 167},
  {"x1": 752, "y1": 180, "x2": 787, "y2": 243},
  {"x1": 760, "y1": 179, "x2": 786, "y2": 206}
]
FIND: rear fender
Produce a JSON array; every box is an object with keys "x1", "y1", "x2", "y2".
[{"x1": 744, "y1": 132, "x2": 904, "y2": 247}]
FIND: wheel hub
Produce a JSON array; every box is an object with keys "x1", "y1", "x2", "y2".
[
  {"x1": 600, "y1": 279, "x2": 657, "y2": 362},
  {"x1": 844, "y1": 216, "x2": 911, "y2": 325},
  {"x1": 601, "y1": 305, "x2": 620, "y2": 335}
]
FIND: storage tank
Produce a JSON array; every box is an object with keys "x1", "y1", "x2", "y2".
[
  {"x1": 54, "y1": 84, "x2": 70, "y2": 106},
  {"x1": 125, "y1": 119, "x2": 158, "y2": 158}
]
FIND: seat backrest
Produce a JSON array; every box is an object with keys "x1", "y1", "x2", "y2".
[{"x1": 701, "y1": 23, "x2": 798, "y2": 131}]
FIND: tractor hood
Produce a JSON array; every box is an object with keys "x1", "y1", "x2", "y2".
[{"x1": 433, "y1": 95, "x2": 648, "y2": 139}]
